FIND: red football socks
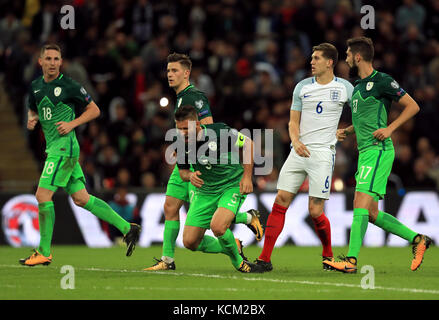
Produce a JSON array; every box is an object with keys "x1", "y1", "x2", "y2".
[
  {"x1": 259, "y1": 203, "x2": 287, "y2": 262},
  {"x1": 312, "y1": 212, "x2": 333, "y2": 258}
]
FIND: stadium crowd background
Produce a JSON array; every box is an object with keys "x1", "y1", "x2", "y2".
[{"x1": 1, "y1": 0, "x2": 439, "y2": 194}]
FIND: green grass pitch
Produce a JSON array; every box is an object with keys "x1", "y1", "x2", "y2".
[{"x1": 1, "y1": 245, "x2": 438, "y2": 300}]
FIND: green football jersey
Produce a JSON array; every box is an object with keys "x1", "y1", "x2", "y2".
[
  {"x1": 177, "y1": 123, "x2": 246, "y2": 194},
  {"x1": 351, "y1": 70, "x2": 406, "y2": 152},
  {"x1": 175, "y1": 84, "x2": 212, "y2": 120},
  {"x1": 27, "y1": 73, "x2": 93, "y2": 158}
]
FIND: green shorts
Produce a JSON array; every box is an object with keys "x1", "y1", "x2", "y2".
[
  {"x1": 355, "y1": 149, "x2": 395, "y2": 200},
  {"x1": 38, "y1": 155, "x2": 86, "y2": 195},
  {"x1": 166, "y1": 165, "x2": 196, "y2": 203},
  {"x1": 185, "y1": 187, "x2": 246, "y2": 229}
]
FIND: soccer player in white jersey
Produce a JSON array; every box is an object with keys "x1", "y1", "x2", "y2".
[{"x1": 255, "y1": 43, "x2": 354, "y2": 271}]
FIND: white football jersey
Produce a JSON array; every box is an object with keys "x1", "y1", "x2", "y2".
[{"x1": 291, "y1": 76, "x2": 353, "y2": 149}]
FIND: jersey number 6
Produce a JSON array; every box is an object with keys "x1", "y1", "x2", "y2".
[{"x1": 316, "y1": 101, "x2": 323, "y2": 114}]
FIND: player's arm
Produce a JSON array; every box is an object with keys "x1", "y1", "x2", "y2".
[
  {"x1": 27, "y1": 109, "x2": 39, "y2": 130},
  {"x1": 373, "y1": 77, "x2": 420, "y2": 141},
  {"x1": 289, "y1": 110, "x2": 310, "y2": 157},
  {"x1": 56, "y1": 101, "x2": 100, "y2": 135},
  {"x1": 200, "y1": 116, "x2": 213, "y2": 125},
  {"x1": 336, "y1": 125, "x2": 355, "y2": 141},
  {"x1": 373, "y1": 94, "x2": 419, "y2": 141},
  {"x1": 179, "y1": 169, "x2": 204, "y2": 188},
  {"x1": 237, "y1": 132, "x2": 253, "y2": 195},
  {"x1": 27, "y1": 87, "x2": 39, "y2": 130}
]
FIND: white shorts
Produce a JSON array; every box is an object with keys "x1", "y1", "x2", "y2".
[{"x1": 277, "y1": 147, "x2": 335, "y2": 199}]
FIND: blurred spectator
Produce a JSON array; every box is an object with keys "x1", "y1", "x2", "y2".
[
  {"x1": 107, "y1": 185, "x2": 139, "y2": 240},
  {"x1": 406, "y1": 158, "x2": 437, "y2": 189},
  {"x1": 395, "y1": 0, "x2": 426, "y2": 32}
]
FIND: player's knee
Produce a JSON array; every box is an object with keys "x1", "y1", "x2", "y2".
[
  {"x1": 210, "y1": 223, "x2": 226, "y2": 237},
  {"x1": 275, "y1": 192, "x2": 292, "y2": 207},
  {"x1": 35, "y1": 190, "x2": 52, "y2": 203},
  {"x1": 163, "y1": 201, "x2": 180, "y2": 220},
  {"x1": 183, "y1": 238, "x2": 198, "y2": 251}
]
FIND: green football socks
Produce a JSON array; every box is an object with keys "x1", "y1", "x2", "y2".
[
  {"x1": 347, "y1": 208, "x2": 369, "y2": 259},
  {"x1": 37, "y1": 201, "x2": 55, "y2": 257},
  {"x1": 196, "y1": 235, "x2": 224, "y2": 253},
  {"x1": 234, "y1": 211, "x2": 250, "y2": 224},
  {"x1": 373, "y1": 210, "x2": 417, "y2": 242},
  {"x1": 217, "y1": 229, "x2": 243, "y2": 269},
  {"x1": 84, "y1": 195, "x2": 130, "y2": 235},
  {"x1": 162, "y1": 220, "x2": 180, "y2": 259}
]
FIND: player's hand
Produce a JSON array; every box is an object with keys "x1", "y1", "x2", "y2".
[
  {"x1": 373, "y1": 127, "x2": 392, "y2": 141},
  {"x1": 336, "y1": 128, "x2": 347, "y2": 141},
  {"x1": 292, "y1": 140, "x2": 310, "y2": 157},
  {"x1": 239, "y1": 176, "x2": 253, "y2": 195},
  {"x1": 55, "y1": 121, "x2": 74, "y2": 135},
  {"x1": 27, "y1": 118, "x2": 38, "y2": 130},
  {"x1": 190, "y1": 171, "x2": 204, "y2": 188}
]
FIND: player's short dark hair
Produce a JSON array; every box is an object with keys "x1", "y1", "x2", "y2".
[
  {"x1": 312, "y1": 43, "x2": 338, "y2": 67},
  {"x1": 40, "y1": 43, "x2": 62, "y2": 57},
  {"x1": 175, "y1": 105, "x2": 198, "y2": 121},
  {"x1": 346, "y1": 37, "x2": 374, "y2": 62},
  {"x1": 167, "y1": 52, "x2": 192, "y2": 71}
]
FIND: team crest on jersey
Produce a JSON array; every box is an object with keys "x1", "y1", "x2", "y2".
[
  {"x1": 366, "y1": 82, "x2": 374, "y2": 91},
  {"x1": 177, "y1": 98, "x2": 182, "y2": 108},
  {"x1": 391, "y1": 80, "x2": 399, "y2": 89},
  {"x1": 54, "y1": 87, "x2": 62, "y2": 96},
  {"x1": 208, "y1": 141, "x2": 217, "y2": 151},
  {"x1": 330, "y1": 90, "x2": 341, "y2": 101},
  {"x1": 195, "y1": 99, "x2": 204, "y2": 109}
]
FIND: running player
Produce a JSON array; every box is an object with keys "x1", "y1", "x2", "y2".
[
  {"x1": 144, "y1": 53, "x2": 263, "y2": 271},
  {"x1": 324, "y1": 37, "x2": 432, "y2": 273},
  {"x1": 173, "y1": 105, "x2": 263, "y2": 273},
  {"x1": 20, "y1": 44, "x2": 140, "y2": 266},
  {"x1": 255, "y1": 43, "x2": 353, "y2": 271}
]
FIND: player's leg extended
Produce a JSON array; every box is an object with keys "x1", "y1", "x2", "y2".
[
  {"x1": 20, "y1": 156, "x2": 62, "y2": 266},
  {"x1": 213, "y1": 190, "x2": 263, "y2": 273},
  {"x1": 324, "y1": 191, "x2": 372, "y2": 273},
  {"x1": 20, "y1": 186, "x2": 56, "y2": 266},
  {"x1": 162, "y1": 196, "x2": 184, "y2": 260},
  {"x1": 369, "y1": 200, "x2": 432, "y2": 270},
  {"x1": 258, "y1": 190, "x2": 294, "y2": 265},
  {"x1": 70, "y1": 187, "x2": 140, "y2": 256},
  {"x1": 308, "y1": 197, "x2": 333, "y2": 260},
  {"x1": 35, "y1": 187, "x2": 55, "y2": 257}
]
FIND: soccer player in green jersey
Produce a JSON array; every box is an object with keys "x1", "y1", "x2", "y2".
[
  {"x1": 19, "y1": 44, "x2": 141, "y2": 266},
  {"x1": 172, "y1": 105, "x2": 263, "y2": 273},
  {"x1": 324, "y1": 37, "x2": 432, "y2": 273},
  {"x1": 144, "y1": 53, "x2": 263, "y2": 271}
]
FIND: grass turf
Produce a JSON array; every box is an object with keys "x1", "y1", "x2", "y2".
[{"x1": 0, "y1": 245, "x2": 438, "y2": 300}]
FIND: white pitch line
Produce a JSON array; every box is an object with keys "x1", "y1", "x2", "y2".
[{"x1": 1, "y1": 264, "x2": 439, "y2": 295}]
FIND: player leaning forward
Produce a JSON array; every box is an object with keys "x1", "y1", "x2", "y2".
[
  {"x1": 20, "y1": 44, "x2": 141, "y2": 266},
  {"x1": 256, "y1": 43, "x2": 353, "y2": 271},
  {"x1": 324, "y1": 37, "x2": 432, "y2": 273},
  {"x1": 144, "y1": 53, "x2": 263, "y2": 271},
  {"x1": 174, "y1": 105, "x2": 264, "y2": 273}
]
